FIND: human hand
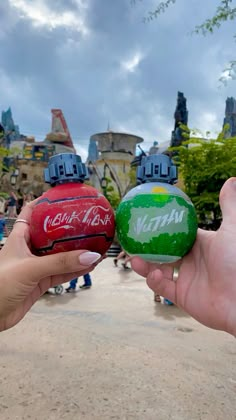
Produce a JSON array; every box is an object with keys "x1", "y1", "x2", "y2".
[
  {"x1": 131, "y1": 177, "x2": 236, "y2": 336},
  {"x1": 0, "y1": 202, "x2": 101, "y2": 332}
]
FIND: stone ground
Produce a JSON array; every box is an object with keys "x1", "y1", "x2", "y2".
[{"x1": 0, "y1": 258, "x2": 235, "y2": 420}]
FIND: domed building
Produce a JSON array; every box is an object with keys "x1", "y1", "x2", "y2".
[{"x1": 87, "y1": 129, "x2": 144, "y2": 199}]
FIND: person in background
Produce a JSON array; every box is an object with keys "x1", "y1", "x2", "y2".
[
  {"x1": 148, "y1": 140, "x2": 159, "y2": 155},
  {"x1": 80, "y1": 273, "x2": 92, "y2": 289},
  {"x1": 65, "y1": 278, "x2": 77, "y2": 292},
  {"x1": 23, "y1": 193, "x2": 34, "y2": 207},
  {"x1": 163, "y1": 298, "x2": 174, "y2": 305},
  {"x1": 7, "y1": 191, "x2": 18, "y2": 217},
  {"x1": 65, "y1": 273, "x2": 92, "y2": 292},
  {"x1": 113, "y1": 249, "x2": 131, "y2": 270},
  {"x1": 154, "y1": 293, "x2": 161, "y2": 303},
  {"x1": 0, "y1": 212, "x2": 9, "y2": 246},
  {"x1": 154, "y1": 293, "x2": 174, "y2": 305}
]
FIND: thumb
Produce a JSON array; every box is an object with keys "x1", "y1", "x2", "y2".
[
  {"x1": 25, "y1": 250, "x2": 101, "y2": 281},
  {"x1": 219, "y1": 177, "x2": 236, "y2": 228}
]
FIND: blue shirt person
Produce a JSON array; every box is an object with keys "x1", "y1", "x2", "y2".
[{"x1": 0, "y1": 213, "x2": 9, "y2": 243}]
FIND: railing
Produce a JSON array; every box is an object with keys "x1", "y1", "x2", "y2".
[
  {"x1": 106, "y1": 243, "x2": 121, "y2": 257},
  {"x1": 5, "y1": 217, "x2": 17, "y2": 232}
]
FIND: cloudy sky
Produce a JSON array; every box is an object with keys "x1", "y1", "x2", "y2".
[{"x1": 1, "y1": 0, "x2": 236, "y2": 160}]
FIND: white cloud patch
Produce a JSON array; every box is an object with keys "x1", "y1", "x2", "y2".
[
  {"x1": 74, "y1": 143, "x2": 88, "y2": 162},
  {"x1": 193, "y1": 111, "x2": 220, "y2": 137},
  {"x1": 9, "y1": 0, "x2": 90, "y2": 35},
  {"x1": 1, "y1": 0, "x2": 235, "y2": 153},
  {"x1": 221, "y1": 69, "x2": 231, "y2": 79},
  {"x1": 121, "y1": 51, "x2": 144, "y2": 73},
  {"x1": 114, "y1": 100, "x2": 172, "y2": 151}
]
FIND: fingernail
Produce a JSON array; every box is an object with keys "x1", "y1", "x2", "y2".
[{"x1": 79, "y1": 252, "x2": 101, "y2": 266}]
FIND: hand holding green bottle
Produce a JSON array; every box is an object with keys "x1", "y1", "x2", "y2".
[{"x1": 116, "y1": 154, "x2": 198, "y2": 263}]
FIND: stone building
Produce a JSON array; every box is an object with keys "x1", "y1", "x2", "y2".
[
  {"x1": 0, "y1": 109, "x2": 75, "y2": 197},
  {"x1": 87, "y1": 130, "x2": 143, "y2": 198}
]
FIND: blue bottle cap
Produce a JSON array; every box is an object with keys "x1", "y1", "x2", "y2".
[
  {"x1": 44, "y1": 153, "x2": 89, "y2": 186},
  {"x1": 137, "y1": 154, "x2": 177, "y2": 184}
]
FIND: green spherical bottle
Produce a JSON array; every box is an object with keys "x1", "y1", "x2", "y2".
[{"x1": 116, "y1": 154, "x2": 198, "y2": 263}]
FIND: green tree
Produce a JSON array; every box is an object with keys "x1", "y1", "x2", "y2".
[
  {"x1": 124, "y1": 167, "x2": 137, "y2": 194},
  {"x1": 102, "y1": 177, "x2": 121, "y2": 210},
  {"x1": 102, "y1": 168, "x2": 138, "y2": 209},
  {"x1": 132, "y1": 0, "x2": 236, "y2": 83},
  {"x1": 171, "y1": 129, "x2": 236, "y2": 229},
  {"x1": 0, "y1": 147, "x2": 11, "y2": 174}
]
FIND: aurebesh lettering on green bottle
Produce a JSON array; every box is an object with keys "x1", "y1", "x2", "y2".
[{"x1": 116, "y1": 154, "x2": 198, "y2": 263}]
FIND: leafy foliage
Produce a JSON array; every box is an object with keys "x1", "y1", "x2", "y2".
[
  {"x1": 132, "y1": 0, "x2": 236, "y2": 83},
  {"x1": 102, "y1": 177, "x2": 121, "y2": 210},
  {"x1": 0, "y1": 192, "x2": 9, "y2": 199},
  {"x1": 124, "y1": 167, "x2": 137, "y2": 194},
  {"x1": 0, "y1": 147, "x2": 11, "y2": 173},
  {"x1": 171, "y1": 130, "x2": 236, "y2": 229},
  {"x1": 194, "y1": 0, "x2": 236, "y2": 35},
  {"x1": 139, "y1": 0, "x2": 177, "y2": 21}
]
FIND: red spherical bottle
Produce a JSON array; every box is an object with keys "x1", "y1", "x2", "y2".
[{"x1": 30, "y1": 153, "x2": 115, "y2": 256}]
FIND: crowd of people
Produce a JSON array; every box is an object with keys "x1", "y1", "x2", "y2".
[{"x1": 0, "y1": 178, "x2": 236, "y2": 336}]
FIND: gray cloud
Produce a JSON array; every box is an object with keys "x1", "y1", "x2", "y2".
[{"x1": 0, "y1": 0, "x2": 236, "y2": 160}]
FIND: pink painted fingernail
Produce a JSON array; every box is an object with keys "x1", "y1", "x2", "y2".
[{"x1": 79, "y1": 252, "x2": 101, "y2": 266}]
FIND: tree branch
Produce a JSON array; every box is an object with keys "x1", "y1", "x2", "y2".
[{"x1": 194, "y1": 0, "x2": 236, "y2": 35}]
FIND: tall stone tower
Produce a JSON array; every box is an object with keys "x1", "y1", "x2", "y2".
[
  {"x1": 170, "y1": 91, "x2": 189, "y2": 147},
  {"x1": 223, "y1": 97, "x2": 236, "y2": 138},
  {"x1": 87, "y1": 130, "x2": 143, "y2": 198}
]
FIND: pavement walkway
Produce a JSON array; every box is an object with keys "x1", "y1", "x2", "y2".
[{"x1": 0, "y1": 258, "x2": 235, "y2": 420}]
